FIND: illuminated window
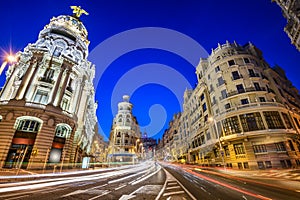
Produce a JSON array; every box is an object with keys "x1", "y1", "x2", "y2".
[
  {"x1": 222, "y1": 116, "x2": 241, "y2": 135},
  {"x1": 239, "y1": 112, "x2": 265, "y2": 132},
  {"x1": 17, "y1": 119, "x2": 40, "y2": 133},
  {"x1": 234, "y1": 143, "x2": 245, "y2": 155},
  {"x1": 265, "y1": 161, "x2": 272, "y2": 168},
  {"x1": 293, "y1": 117, "x2": 300, "y2": 129},
  {"x1": 55, "y1": 125, "x2": 70, "y2": 138},
  {"x1": 223, "y1": 146, "x2": 230, "y2": 156},
  {"x1": 288, "y1": 140, "x2": 295, "y2": 151},
  {"x1": 263, "y1": 111, "x2": 285, "y2": 129},
  {"x1": 253, "y1": 144, "x2": 267, "y2": 153},
  {"x1": 275, "y1": 142, "x2": 286, "y2": 151},
  {"x1": 281, "y1": 113, "x2": 293, "y2": 129}
]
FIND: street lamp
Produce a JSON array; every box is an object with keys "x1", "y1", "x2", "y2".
[
  {"x1": 135, "y1": 139, "x2": 140, "y2": 153},
  {"x1": 0, "y1": 53, "x2": 18, "y2": 75},
  {"x1": 208, "y1": 116, "x2": 226, "y2": 170}
]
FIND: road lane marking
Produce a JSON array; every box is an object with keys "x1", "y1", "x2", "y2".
[
  {"x1": 163, "y1": 191, "x2": 185, "y2": 196},
  {"x1": 134, "y1": 185, "x2": 162, "y2": 195},
  {"x1": 131, "y1": 165, "x2": 162, "y2": 185},
  {"x1": 62, "y1": 189, "x2": 87, "y2": 197},
  {"x1": 167, "y1": 182, "x2": 177, "y2": 186},
  {"x1": 156, "y1": 168, "x2": 197, "y2": 200},
  {"x1": 166, "y1": 186, "x2": 180, "y2": 190},
  {"x1": 115, "y1": 184, "x2": 126, "y2": 190},
  {"x1": 92, "y1": 183, "x2": 108, "y2": 189},
  {"x1": 108, "y1": 169, "x2": 146, "y2": 184},
  {"x1": 119, "y1": 194, "x2": 136, "y2": 200},
  {"x1": 5, "y1": 194, "x2": 29, "y2": 200}
]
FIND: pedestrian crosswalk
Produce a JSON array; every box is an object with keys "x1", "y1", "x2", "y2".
[{"x1": 156, "y1": 169, "x2": 196, "y2": 200}]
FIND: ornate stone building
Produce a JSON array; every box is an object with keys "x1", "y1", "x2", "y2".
[
  {"x1": 0, "y1": 7, "x2": 98, "y2": 169},
  {"x1": 108, "y1": 95, "x2": 141, "y2": 163},
  {"x1": 273, "y1": 0, "x2": 300, "y2": 51},
  {"x1": 165, "y1": 41, "x2": 300, "y2": 169}
]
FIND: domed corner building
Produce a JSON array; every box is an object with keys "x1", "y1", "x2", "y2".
[
  {"x1": 0, "y1": 7, "x2": 98, "y2": 170},
  {"x1": 188, "y1": 41, "x2": 300, "y2": 169},
  {"x1": 108, "y1": 95, "x2": 141, "y2": 164}
]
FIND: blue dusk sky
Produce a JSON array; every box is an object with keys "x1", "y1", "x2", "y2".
[{"x1": 0, "y1": 0, "x2": 299, "y2": 141}]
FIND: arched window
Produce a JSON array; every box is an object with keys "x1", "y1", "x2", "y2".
[
  {"x1": 55, "y1": 124, "x2": 71, "y2": 138},
  {"x1": 15, "y1": 117, "x2": 42, "y2": 133}
]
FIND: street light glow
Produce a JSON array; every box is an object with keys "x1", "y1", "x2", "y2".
[
  {"x1": 208, "y1": 116, "x2": 214, "y2": 122},
  {"x1": 6, "y1": 54, "x2": 17, "y2": 63}
]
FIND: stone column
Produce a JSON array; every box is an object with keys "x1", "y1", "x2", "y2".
[
  {"x1": 57, "y1": 67, "x2": 71, "y2": 106},
  {"x1": 23, "y1": 58, "x2": 42, "y2": 100},
  {"x1": 15, "y1": 58, "x2": 36, "y2": 100},
  {"x1": 49, "y1": 65, "x2": 66, "y2": 105}
]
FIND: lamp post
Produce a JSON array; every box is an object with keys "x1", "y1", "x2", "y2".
[
  {"x1": 135, "y1": 139, "x2": 140, "y2": 153},
  {"x1": 208, "y1": 117, "x2": 226, "y2": 170}
]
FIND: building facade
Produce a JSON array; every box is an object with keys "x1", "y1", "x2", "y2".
[
  {"x1": 108, "y1": 95, "x2": 141, "y2": 163},
  {"x1": 161, "y1": 41, "x2": 300, "y2": 169},
  {"x1": 140, "y1": 133, "x2": 157, "y2": 160},
  {"x1": 90, "y1": 131, "x2": 108, "y2": 165},
  {"x1": 0, "y1": 8, "x2": 98, "y2": 169},
  {"x1": 273, "y1": 0, "x2": 300, "y2": 51}
]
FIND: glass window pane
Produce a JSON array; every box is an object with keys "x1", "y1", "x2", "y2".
[
  {"x1": 239, "y1": 112, "x2": 265, "y2": 132},
  {"x1": 263, "y1": 111, "x2": 285, "y2": 129}
]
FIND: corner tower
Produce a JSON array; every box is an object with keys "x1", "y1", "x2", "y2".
[
  {"x1": 108, "y1": 95, "x2": 141, "y2": 163},
  {"x1": 0, "y1": 6, "x2": 97, "y2": 169}
]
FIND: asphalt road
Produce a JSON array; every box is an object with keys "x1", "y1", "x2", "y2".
[
  {"x1": 0, "y1": 161, "x2": 165, "y2": 200},
  {"x1": 1, "y1": 161, "x2": 300, "y2": 200},
  {"x1": 162, "y1": 163, "x2": 300, "y2": 200}
]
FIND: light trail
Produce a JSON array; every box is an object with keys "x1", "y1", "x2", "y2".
[
  {"x1": 181, "y1": 166, "x2": 272, "y2": 200},
  {"x1": 0, "y1": 161, "x2": 155, "y2": 193},
  {"x1": 161, "y1": 162, "x2": 273, "y2": 200}
]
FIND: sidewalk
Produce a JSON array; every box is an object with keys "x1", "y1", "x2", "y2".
[
  {"x1": 191, "y1": 166, "x2": 300, "y2": 191},
  {"x1": 212, "y1": 167, "x2": 300, "y2": 181}
]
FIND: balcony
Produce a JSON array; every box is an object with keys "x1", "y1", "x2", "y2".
[
  {"x1": 227, "y1": 87, "x2": 266, "y2": 98},
  {"x1": 219, "y1": 101, "x2": 286, "y2": 116}
]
